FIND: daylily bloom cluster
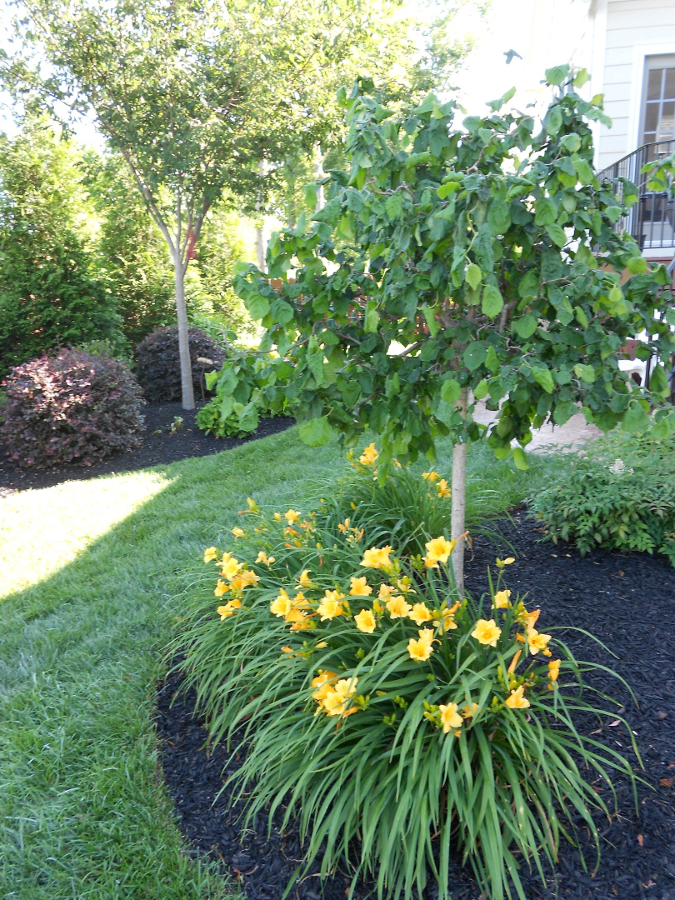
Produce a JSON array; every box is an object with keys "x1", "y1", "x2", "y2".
[{"x1": 201, "y1": 450, "x2": 562, "y2": 738}]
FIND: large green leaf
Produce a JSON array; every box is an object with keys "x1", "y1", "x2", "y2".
[
  {"x1": 298, "y1": 416, "x2": 334, "y2": 446},
  {"x1": 481, "y1": 284, "x2": 504, "y2": 318},
  {"x1": 465, "y1": 263, "x2": 482, "y2": 290},
  {"x1": 463, "y1": 342, "x2": 488, "y2": 371},
  {"x1": 512, "y1": 315, "x2": 538, "y2": 339},
  {"x1": 440, "y1": 377, "x2": 462, "y2": 403},
  {"x1": 246, "y1": 293, "x2": 271, "y2": 320},
  {"x1": 531, "y1": 366, "x2": 554, "y2": 394},
  {"x1": 622, "y1": 400, "x2": 650, "y2": 433}
]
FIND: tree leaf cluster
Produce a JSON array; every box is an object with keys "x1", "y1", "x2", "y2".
[{"x1": 235, "y1": 65, "x2": 675, "y2": 466}]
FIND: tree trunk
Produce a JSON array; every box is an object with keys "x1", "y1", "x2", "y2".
[
  {"x1": 255, "y1": 159, "x2": 267, "y2": 272},
  {"x1": 451, "y1": 388, "x2": 468, "y2": 591},
  {"x1": 314, "y1": 142, "x2": 325, "y2": 211},
  {"x1": 255, "y1": 224, "x2": 267, "y2": 272},
  {"x1": 173, "y1": 250, "x2": 195, "y2": 410}
]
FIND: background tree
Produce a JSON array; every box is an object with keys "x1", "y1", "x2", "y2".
[
  {"x1": 84, "y1": 153, "x2": 253, "y2": 345},
  {"x1": 234, "y1": 68, "x2": 675, "y2": 589},
  {"x1": 3, "y1": 0, "x2": 483, "y2": 409},
  {"x1": 0, "y1": 115, "x2": 122, "y2": 375}
]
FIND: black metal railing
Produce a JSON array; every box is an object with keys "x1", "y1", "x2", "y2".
[{"x1": 599, "y1": 141, "x2": 675, "y2": 250}]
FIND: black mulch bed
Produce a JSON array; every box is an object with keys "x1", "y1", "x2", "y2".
[
  {"x1": 157, "y1": 512, "x2": 675, "y2": 900},
  {"x1": 0, "y1": 402, "x2": 294, "y2": 495}
]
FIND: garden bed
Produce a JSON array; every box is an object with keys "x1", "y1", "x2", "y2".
[
  {"x1": 157, "y1": 511, "x2": 675, "y2": 900},
  {"x1": 0, "y1": 402, "x2": 294, "y2": 494}
]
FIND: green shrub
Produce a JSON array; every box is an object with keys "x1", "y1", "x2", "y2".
[
  {"x1": 174, "y1": 450, "x2": 636, "y2": 900},
  {"x1": 196, "y1": 347, "x2": 292, "y2": 437},
  {"x1": 134, "y1": 325, "x2": 225, "y2": 403},
  {"x1": 0, "y1": 349, "x2": 144, "y2": 467},
  {"x1": 0, "y1": 118, "x2": 123, "y2": 376},
  {"x1": 529, "y1": 424, "x2": 675, "y2": 565}
]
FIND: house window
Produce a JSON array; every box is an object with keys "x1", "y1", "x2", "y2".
[{"x1": 641, "y1": 55, "x2": 675, "y2": 160}]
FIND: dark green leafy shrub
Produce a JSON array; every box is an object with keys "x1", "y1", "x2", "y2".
[
  {"x1": 0, "y1": 118, "x2": 124, "y2": 376},
  {"x1": 174, "y1": 454, "x2": 637, "y2": 900},
  {"x1": 0, "y1": 349, "x2": 144, "y2": 467},
  {"x1": 196, "y1": 347, "x2": 292, "y2": 437},
  {"x1": 529, "y1": 425, "x2": 675, "y2": 565},
  {"x1": 134, "y1": 325, "x2": 225, "y2": 403}
]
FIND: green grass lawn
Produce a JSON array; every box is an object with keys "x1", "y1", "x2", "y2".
[{"x1": 0, "y1": 427, "x2": 555, "y2": 899}]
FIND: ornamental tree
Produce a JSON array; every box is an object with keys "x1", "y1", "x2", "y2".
[
  {"x1": 5, "y1": 0, "x2": 457, "y2": 408},
  {"x1": 233, "y1": 67, "x2": 675, "y2": 588}
]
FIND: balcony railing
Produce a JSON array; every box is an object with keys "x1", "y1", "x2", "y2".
[{"x1": 598, "y1": 141, "x2": 675, "y2": 251}]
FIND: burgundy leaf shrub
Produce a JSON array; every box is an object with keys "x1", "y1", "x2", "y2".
[
  {"x1": 0, "y1": 349, "x2": 144, "y2": 467},
  {"x1": 134, "y1": 325, "x2": 225, "y2": 403}
]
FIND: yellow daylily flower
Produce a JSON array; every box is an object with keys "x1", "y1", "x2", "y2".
[
  {"x1": 296, "y1": 569, "x2": 314, "y2": 588},
  {"x1": 231, "y1": 527, "x2": 245, "y2": 538},
  {"x1": 424, "y1": 536, "x2": 456, "y2": 568},
  {"x1": 230, "y1": 569, "x2": 260, "y2": 591},
  {"x1": 409, "y1": 602, "x2": 433, "y2": 626},
  {"x1": 407, "y1": 628, "x2": 435, "y2": 661},
  {"x1": 493, "y1": 589, "x2": 511, "y2": 609},
  {"x1": 521, "y1": 608, "x2": 541, "y2": 630},
  {"x1": 273, "y1": 512, "x2": 282, "y2": 522},
  {"x1": 422, "y1": 471, "x2": 440, "y2": 483},
  {"x1": 203, "y1": 546, "x2": 219, "y2": 563},
  {"x1": 507, "y1": 649, "x2": 522, "y2": 674},
  {"x1": 354, "y1": 608, "x2": 377, "y2": 633},
  {"x1": 322, "y1": 677, "x2": 359, "y2": 717},
  {"x1": 359, "y1": 443, "x2": 379, "y2": 466},
  {"x1": 214, "y1": 579, "x2": 229, "y2": 597},
  {"x1": 462, "y1": 702, "x2": 480, "y2": 719},
  {"x1": 360, "y1": 546, "x2": 393, "y2": 570},
  {"x1": 288, "y1": 611, "x2": 314, "y2": 631},
  {"x1": 312, "y1": 670, "x2": 338, "y2": 701},
  {"x1": 527, "y1": 629, "x2": 552, "y2": 655},
  {"x1": 496, "y1": 556, "x2": 515, "y2": 569},
  {"x1": 471, "y1": 618, "x2": 502, "y2": 648},
  {"x1": 220, "y1": 557, "x2": 242, "y2": 581},
  {"x1": 317, "y1": 592, "x2": 345, "y2": 621},
  {"x1": 436, "y1": 479, "x2": 451, "y2": 499},
  {"x1": 386, "y1": 595, "x2": 412, "y2": 619},
  {"x1": 256, "y1": 551, "x2": 275, "y2": 566},
  {"x1": 338, "y1": 518, "x2": 350, "y2": 534},
  {"x1": 439, "y1": 600, "x2": 461, "y2": 631},
  {"x1": 505, "y1": 686, "x2": 530, "y2": 709},
  {"x1": 217, "y1": 601, "x2": 240, "y2": 620},
  {"x1": 439, "y1": 702, "x2": 463, "y2": 732},
  {"x1": 548, "y1": 659, "x2": 561, "y2": 683},
  {"x1": 378, "y1": 583, "x2": 395, "y2": 599},
  {"x1": 349, "y1": 576, "x2": 372, "y2": 596},
  {"x1": 270, "y1": 589, "x2": 293, "y2": 618},
  {"x1": 292, "y1": 591, "x2": 311, "y2": 609},
  {"x1": 285, "y1": 509, "x2": 301, "y2": 524}
]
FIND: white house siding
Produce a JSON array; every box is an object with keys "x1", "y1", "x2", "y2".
[{"x1": 596, "y1": 0, "x2": 675, "y2": 172}]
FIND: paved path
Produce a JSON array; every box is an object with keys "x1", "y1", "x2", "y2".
[{"x1": 472, "y1": 402, "x2": 602, "y2": 452}]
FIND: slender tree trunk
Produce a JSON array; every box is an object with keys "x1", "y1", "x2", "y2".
[
  {"x1": 314, "y1": 142, "x2": 325, "y2": 211},
  {"x1": 255, "y1": 159, "x2": 267, "y2": 272},
  {"x1": 255, "y1": 223, "x2": 266, "y2": 272},
  {"x1": 451, "y1": 388, "x2": 468, "y2": 591},
  {"x1": 173, "y1": 250, "x2": 195, "y2": 410}
]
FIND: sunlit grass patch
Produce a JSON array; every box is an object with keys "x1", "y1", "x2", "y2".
[{"x1": 0, "y1": 471, "x2": 172, "y2": 599}]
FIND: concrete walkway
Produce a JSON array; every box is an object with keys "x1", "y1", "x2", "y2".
[{"x1": 472, "y1": 402, "x2": 602, "y2": 452}]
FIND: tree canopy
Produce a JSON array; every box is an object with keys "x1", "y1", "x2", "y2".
[
  {"x1": 233, "y1": 66, "x2": 675, "y2": 583},
  {"x1": 3, "y1": 0, "x2": 482, "y2": 406}
]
